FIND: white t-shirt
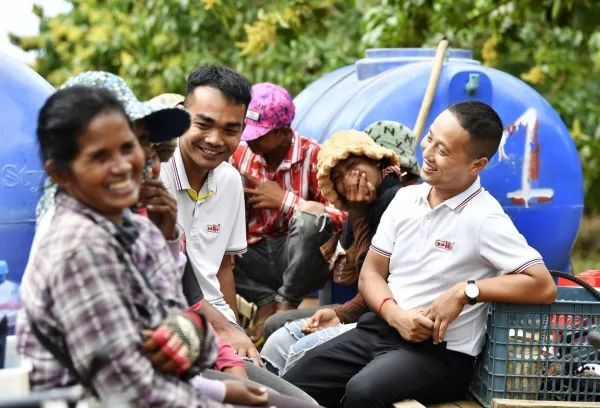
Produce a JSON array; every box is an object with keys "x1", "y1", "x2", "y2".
[
  {"x1": 371, "y1": 177, "x2": 543, "y2": 356},
  {"x1": 161, "y1": 148, "x2": 247, "y2": 323}
]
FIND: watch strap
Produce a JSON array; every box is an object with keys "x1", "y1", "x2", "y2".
[{"x1": 466, "y1": 280, "x2": 477, "y2": 305}]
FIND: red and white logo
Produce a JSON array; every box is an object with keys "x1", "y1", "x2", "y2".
[
  {"x1": 435, "y1": 240, "x2": 454, "y2": 251},
  {"x1": 206, "y1": 224, "x2": 221, "y2": 233}
]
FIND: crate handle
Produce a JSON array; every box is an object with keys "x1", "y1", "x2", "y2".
[{"x1": 550, "y1": 270, "x2": 600, "y2": 301}]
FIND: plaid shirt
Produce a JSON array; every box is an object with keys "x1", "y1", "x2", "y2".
[
  {"x1": 16, "y1": 192, "x2": 223, "y2": 407},
  {"x1": 230, "y1": 131, "x2": 346, "y2": 245}
]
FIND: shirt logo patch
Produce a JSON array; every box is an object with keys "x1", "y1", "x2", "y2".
[
  {"x1": 206, "y1": 224, "x2": 221, "y2": 233},
  {"x1": 435, "y1": 240, "x2": 454, "y2": 251}
]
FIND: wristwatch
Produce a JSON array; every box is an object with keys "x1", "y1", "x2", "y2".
[{"x1": 464, "y1": 280, "x2": 479, "y2": 305}]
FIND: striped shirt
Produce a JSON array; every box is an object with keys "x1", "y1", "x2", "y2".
[
  {"x1": 16, "y1": 192, "x2": 223, "y2": 407},
  {"x1": 230, "y1": 131, "x2": 346, "y2": 245}
]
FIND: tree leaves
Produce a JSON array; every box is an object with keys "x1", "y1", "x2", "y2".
[{"x1": 9, "y1": 0, "x2": 600, "y2": 210}]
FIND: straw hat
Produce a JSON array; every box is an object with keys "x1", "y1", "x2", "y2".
[{"x1": 317, "y1": 129, "x2": 399, "y2": 210}]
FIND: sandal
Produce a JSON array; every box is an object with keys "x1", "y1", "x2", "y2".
[{"x1": 246, "y1": 301, "x2": 277, "y2": 349}]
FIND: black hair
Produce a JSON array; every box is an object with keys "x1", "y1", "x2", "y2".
[
  {"x1": 185, "y1": 65, "x2": 252, "y2": 108},
  {"x1": 448, "y1": 101, "x2": 503, "y2": 160},
  {"x1": 37, "y1": 85, "x2": 130, "y2": 170}
]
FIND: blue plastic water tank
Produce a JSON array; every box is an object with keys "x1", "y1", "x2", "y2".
[
  {"x1": 0, "y1": 54, "x2": 53, "y2": 285},
  {"x1": 293, "y1": 48, "x2": 583, "y2": 274}
]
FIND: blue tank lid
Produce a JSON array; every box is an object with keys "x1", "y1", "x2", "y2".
[
  {"x1": 357, "y1": 48, "x2": 479, "y2": 80},
  {"x1": 293, "y1": 48, "x2": 583, "y2": 273}
]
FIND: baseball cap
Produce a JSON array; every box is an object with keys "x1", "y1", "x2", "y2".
[
  {"x1": 241, "y1": 82, "x2": 295, "y2": 142},
  {"x1": 364, "y1": 120, "x2": 420, "y2": 177},
  {"x1": 61, "y1": 71, "x2": 190, "y2": 143}
]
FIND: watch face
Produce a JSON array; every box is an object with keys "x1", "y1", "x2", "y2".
[{"x1": 465, "y1": 284, "x2": 479, "y2": 298}]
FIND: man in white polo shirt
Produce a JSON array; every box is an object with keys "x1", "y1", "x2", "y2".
[
  {"x1": 283, "y1": 101, "x2": 557, "y2": 408},
  {"x1": 160, "y1": 65, "x2": 259, "y2": 360}
]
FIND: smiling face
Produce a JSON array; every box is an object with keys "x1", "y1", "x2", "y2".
[
  {"x1": 180, "y1": 86, "x2": 246, "y2": 182},
  {"x1": 420, "y1": 109, "x2": 487, "y2": 201},
  {"x1": 57, "y1": 110, "x2": 144, "y2": 223}
]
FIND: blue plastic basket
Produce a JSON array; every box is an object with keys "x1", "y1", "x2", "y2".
[{"x1": 471, "y1": 286, "x2": 600, "y2": 407}]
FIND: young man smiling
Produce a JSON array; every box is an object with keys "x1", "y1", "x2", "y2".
[
  {"x1": 283, "y1": 101, "x2": 557, "y2": 408},
  {"x1": 160, "y1": 65, "x2": 259, "y2": 360}
]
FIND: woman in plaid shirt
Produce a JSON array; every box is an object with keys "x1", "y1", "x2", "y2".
[{"x1": 15, "y1": 86, "x2": 280, "y2": 407}]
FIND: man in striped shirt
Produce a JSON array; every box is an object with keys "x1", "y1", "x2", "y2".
[{"x1": 230, "y1": 83, "x2": 346, "y2": 342}]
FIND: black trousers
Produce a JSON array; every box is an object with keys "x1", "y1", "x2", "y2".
[{"x1": 282, "y1": 312, "x2": 475, "y2": 408}]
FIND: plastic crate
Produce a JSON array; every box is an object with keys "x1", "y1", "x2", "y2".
[{"x1": 471, "y1": 286, "x2": 600, "y2": 407}]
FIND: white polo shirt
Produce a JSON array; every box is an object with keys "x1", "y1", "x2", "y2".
[
  {"x1": 161, "y1": 147, "x2": 247, "y2": 323},
  {"x1": 371, "y1": 177, "x2": 543, "y2": 356}
]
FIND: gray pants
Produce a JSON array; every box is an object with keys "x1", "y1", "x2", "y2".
[
  {"x1": 234, "y1": 211, "x2": 333, "y2": 305},
  {"x1": 203, "y1": 362, "x2": 318, "y2": 405}
]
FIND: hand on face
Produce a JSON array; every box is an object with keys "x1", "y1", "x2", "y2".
[
  {"x1": 343, "y1": 169, "x2": 376, "y2": 206},
  {"x1": 242, "y1": 172, "x2": 286, "y2": 210},
  {"x1": 138, "y1": 179, "x2": 178, "y2": 240}
]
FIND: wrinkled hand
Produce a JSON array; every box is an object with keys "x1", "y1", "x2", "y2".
[
  {"x1": 141, "y1": 311, "x2": 212, "y2": 376},
  {"x1": 424, "y1": 284, "x2": 467, "y2": 345},
  {"x1": 139, "y1": 179, "x2": 178, "y2": 240},
  {"x1": 243, "y1": 173, "x2": 286, "y2": 210},
  {"x1": 343, "y1": 169, "x2": 376, "y2": 206},
  {"x1": 386, "y1": 307, "x2": 434, "y2": 343},
  {"x1": 142, "y1": 329, "x2": 179, "y2": 375},
  {"x1": 223, "y1": 380, "x2": 268, "y2": 406},
  {"x1": 224, "y1": 326, "x2": 263, "y2": 366},
  {"x1": 302, "y1": 308, "x2": 341, "y2": 334}
]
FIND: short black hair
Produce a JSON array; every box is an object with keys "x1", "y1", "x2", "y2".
[
  {"x1": 185, "y1": 65, "x2": 252, "y2": 108},
  {"x1": 37, "y1": 85, "x2": 130, "y2": 170},
  {"x1": 448, "y1": 101, "x2": 503, "y2": 160}
]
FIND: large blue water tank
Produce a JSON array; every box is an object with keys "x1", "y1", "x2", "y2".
[
  {"x1": 293, "y1": 48, "x2": 583, "y2": 273},
  {"x1": 0, "y1": 54, "x2": 53, "y2": 284}
]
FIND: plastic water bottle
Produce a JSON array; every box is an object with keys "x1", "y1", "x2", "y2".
[{"x1": 0, "y1": 261, "x2": 22, "y2": 334}]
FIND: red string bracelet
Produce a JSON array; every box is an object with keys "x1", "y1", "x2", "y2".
[{"x1": 378, "y1": 296, "x2": 397, "y2": 315}]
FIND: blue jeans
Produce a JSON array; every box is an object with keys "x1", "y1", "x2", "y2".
[
  {"x1": 261, "y1": 317, "x2": 356, "y2": 376},
  {"x1": 234, "y1": 210, "x2": 333, "y2": 305}
]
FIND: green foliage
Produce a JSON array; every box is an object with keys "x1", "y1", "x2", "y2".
[
  {"x1": 357, "y1": 0, "x2": 600, "y2": 211},
  {"x1": 10, "y1": 0, "x2": 600, "y2": 210},
  {"x1": 10, "y1": 0, "x2": 364, "y2": 97}
]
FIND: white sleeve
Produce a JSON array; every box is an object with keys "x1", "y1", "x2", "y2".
[
  {"x1": 225, "y1": 177, "x2": 247, "y2": 255},
  {"x1": 369, "y1": 195, "x2": 399, "y2": 258},
  {"x1": 479, "y1": 213, "x2": 544, "y2": 275},
  {"x1": 190, "y1": 376, "x2": 226, "y2": 402},
  {"x1": 165, "y1": 227, "x2": 187, "y2": 277}
]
